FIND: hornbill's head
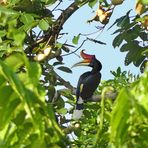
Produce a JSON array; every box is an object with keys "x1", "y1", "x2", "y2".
[{"x1": 72, "y1": 50, "x2": 102, "y2": 71}]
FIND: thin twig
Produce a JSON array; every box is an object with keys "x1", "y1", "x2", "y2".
[
  {"x1": 52, "y1": 0, "x2": 63, "y2": 12},
  {"x1": 87, "y1": 37, "x2": 106, "y2": 45},
  {"x1": 94, "y1": 25, "x2": 106, "y2": 39},
  {"x1": 36, "y1": 31, "x2": 42, "y2": 40},
  {"x1": 61, "y1": 39, "x2": 87, "y2": 57},
  {"x1": 80, "y1": 29, "x2": 103, "y2": 36}
]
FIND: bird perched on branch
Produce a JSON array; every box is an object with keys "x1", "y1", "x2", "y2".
[{"x1": 72, "y1": 50, "x2": 102, "y2": 119}]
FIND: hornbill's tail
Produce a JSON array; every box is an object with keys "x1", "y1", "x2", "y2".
[{"x1": 73, "y1": 97, "x2": 84, "y2": 120}]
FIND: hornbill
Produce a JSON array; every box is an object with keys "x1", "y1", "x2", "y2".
[{"x1": 72, "y1": 50, "x2": 102, "y2": 119}]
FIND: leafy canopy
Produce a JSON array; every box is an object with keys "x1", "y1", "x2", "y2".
[{"x1": 0, "y1": 0, "x2": 148, "y2": 147}]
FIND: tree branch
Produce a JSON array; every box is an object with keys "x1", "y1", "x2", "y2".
[
  {"x1": 47, "y1": 1, "x2": 88, "y2": 45},
  {"x1": 26, "y1": 0, "x2": 88, "y2": 58},
  {"x1": 88, "y1": 91, "x2": 118, "y2": 102}
]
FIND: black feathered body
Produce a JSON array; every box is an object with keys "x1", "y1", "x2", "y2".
[{"x1": 76, "y1": 71, "x2": 101, "y2": 101}]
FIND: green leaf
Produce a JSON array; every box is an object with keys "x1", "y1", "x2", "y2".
[
  {"x1": 13, "y1": 110, "x2": 26, "y2": 125},
  {"x1": 0, "y1": 30, "x2": 6, "y2": 37},
  {"x1": 27, "y1": 61, "x2": 42, "y2": 86},
  {"x1": 57, "y1": 66, "x2": 72, "y2": 73},
  {"x1": 0, "y1": 60, "x2": 25, "y2": 99},
  {"x1": 83, "y1": 110, "x2": 91, "y2": 118},
  {"x1": 140, "y1": 60, "x2": 148, "y2": 73},
  {"x1": 55, "y1": 42, "x2": 63, "y2": 49},
  {"x1": 141, "y1": 0, "x2": 148, "y2": 5},
  {"x1": 4, "y1": 52, "x2": 25, "y2": 72},
  {"x1": 21, "y1": 21, "x2": 38, "y2": 32},
  {"x1": 41, "y1": 0, "x2": 56, "y2": 5},
  {"x1": 112, "y1": 29, "x2": 123, "y2": 35},
  {"x1": 0, "y1": 6, "x2": 18, "y2": 15},
  {"x1": 133, "y1": 56, "x2": 145, "y2": 67},
  {"x1": 110, "y1": 70, "x2": 117, "y2": 77},
  {"x1": 0, "y1": 60, "x2": 39, "y2": 122},
  {"x1": 14, "y1": 31, "x2": 26, "y2": 46},
  {"x1": 55, "y1": 97, "x2": 65, "y2": 109},
  {"x1": 88, "y1": 0, "x2": 98, "y2": 8},
  {"x1": 120, "y1": 41, "x2": 139, "y2": 52},
  {"x1": 0, "y1": 86, "x2": 20, "y2": 129},
  {"x1": 124, "y1": 45, "x2": 145, "y2": 66},
  {"x1": 0, "y1": 86, "x2": 13, "y2": 107},
  {"x1": 112, "y1": 34, "x2": 123, "y2": 48},
  {"x1": 20, "y1": 13, "x2": 34, "y2": 25},
  {"x1": 108, "y1": 16, "x2": 125, "y2": 30},
  {"x1": 108, "y1": 10, "x2": 131, "y2": 30},
  {"x1": 47, "y1": 85, "x2": 55, "y2": 101},
  {"x1": 110, "y1": 89, "x2": 130, "y2": 146},
  {"x1": 123, "y1": 26, "x2": 140, "y2": 42},
  {"x1": 120, "y1": 43, "x2": 131, "y2": 52},
  {"x1": 139, "y1": 32, "x2": 148, "y2": 41},
  {"x1": 72, "y1": 34, "x2": 80, "y2": 45},
  {"x1": 117, "y1": 10, "x2": 131, "y2": 28},
  {"x1": 53, "y1": 61, "x2": 64, "y2": 66},
  {"x1": 0, "y1": 75, "x2": 6, "y2": 86},
  {"x1": 117, "y1": 15, "x2": 129, "y2": 28},
  {"x1": 116, "y1": 67, "x2": 121, "y2": 77},
  {"x1": 7, "y1": 28, "x2": 26, "y2": 46},
  {"x1": 62, "y1": 45, "x2": 70, "y2": 53},
  {"x1": 45, "y1": 72, "x2": 57, "y2": 85},
  {"x1": 39, "y1": 19, "x2": 49, "y2": 31},
  {"x1": 57, "y1": 108, "x2": 68, "y2": 115}
]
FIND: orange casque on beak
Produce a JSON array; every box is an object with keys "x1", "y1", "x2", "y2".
[
  {"x1": 80, "y1": 50, "x2": 95, "y2": 61},
  {"x1": 72, "y1": 50, "x2": 95, "y2": 68}
]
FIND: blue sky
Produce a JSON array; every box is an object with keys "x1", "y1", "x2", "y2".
[{"x1": 51, "y1": 1, "x2": 139, "y2": 87}]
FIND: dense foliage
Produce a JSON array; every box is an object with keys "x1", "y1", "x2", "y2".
[{"x1": 0, "y1": 0, "x2": 147, "y2": 147}]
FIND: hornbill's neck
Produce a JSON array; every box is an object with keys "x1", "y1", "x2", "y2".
[{"x1": 91, "y1": 59, "x2": 102, "y2": 74}]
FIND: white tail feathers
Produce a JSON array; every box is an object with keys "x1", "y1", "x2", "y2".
[
  {"x1": 73, "y1": 97, "x2": 84, "y2": 120},
  {"x1": 72, "y1": 109, "x2": 83, "y2": 120}
]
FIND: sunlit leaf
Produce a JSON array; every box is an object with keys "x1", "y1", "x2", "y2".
[
  {"x1": 57, "y1": 108, "x2": 68, "y2": 115},
  {"x1": 4, "y1": 52, "x2": 25, "y2": 72},
  {"x1": 0, "y1": 30, "x2": 6, "y2": 37},
  {"x1": 0, "y1": 86, "x2": 20, "y2": 129},
  {"x1": 39, "y1": 19, "x2": 50, "y2": 31},
  {"x1": 110, "y1": 89, "x2": 130, "y2": 146},
  {"x1": 88, "y1": 0, "x2": 98, "y2": 8},
  {"x1": 72, "y1": 34, "x2": 80, "y2": 45},
  {"x1": 20, "y1": 13, "x2": 34, "y2": 24},
  {"x1": 141, "y1": 0, "x2": 148, "y2": 4}
]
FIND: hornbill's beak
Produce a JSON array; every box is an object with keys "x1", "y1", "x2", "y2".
[{"x1": 72, "y1": 50, "x2": 95, "y2": 68}]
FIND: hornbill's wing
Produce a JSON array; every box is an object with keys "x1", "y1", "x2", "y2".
[
  {"x1": 76, "y1": 72, "x2": 101, "y2": 100},
  {"x1": 80, "y1": 72, "x2": 101, "y2": 100},
  {"x1": 76, "y1": 71, "x2": 91, "y2": 100}
]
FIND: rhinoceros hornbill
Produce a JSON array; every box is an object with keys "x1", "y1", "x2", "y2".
[{"x1": 72, "y1": 50, "x2": 102, "y2": 119}]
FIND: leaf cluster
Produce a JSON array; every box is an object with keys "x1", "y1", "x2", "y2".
[
  {"x1": 111, "y1": 9, "x2": 148, "y2": 72},
  {"x1": 69, "y1": 69, "x2": 148, "y2": 148},
  {"x1": 0, "y1": 52, "x2": 67, "y2": 147},
  {"x1": 0, "y1": 0, "x2": 148, "y2": 147}
]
